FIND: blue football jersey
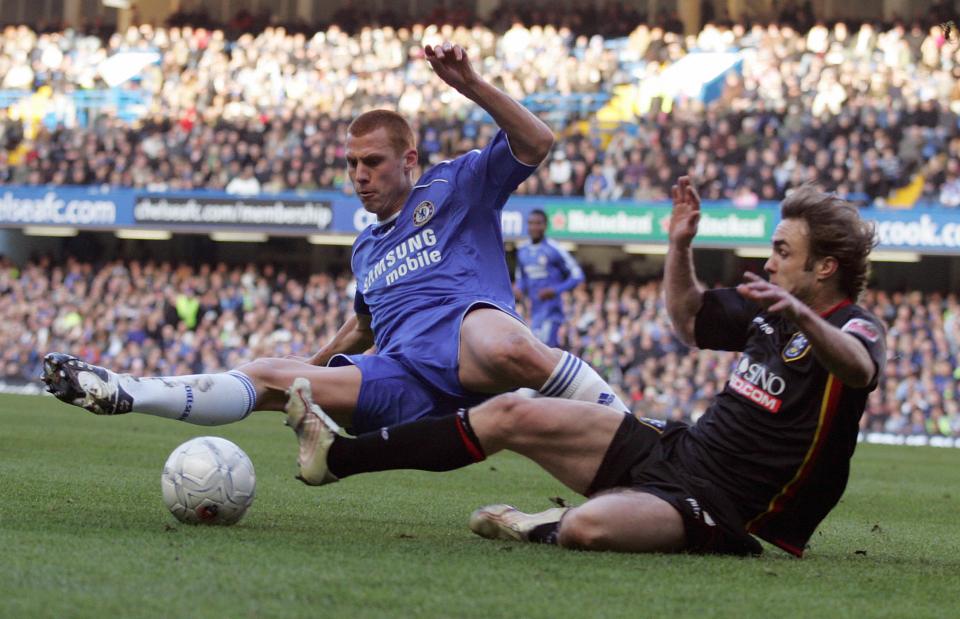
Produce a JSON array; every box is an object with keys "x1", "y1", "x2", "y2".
[
  {"x1": 515, "y1": 238, "x2": 584, "y2": 324},
  {"x1": 351, "y1": 130, "x2": 536, "y2": 364}
]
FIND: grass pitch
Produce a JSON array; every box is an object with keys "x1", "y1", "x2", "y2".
[{"x1": 2, "y1": 393, "x2": 959, "y2": 619}]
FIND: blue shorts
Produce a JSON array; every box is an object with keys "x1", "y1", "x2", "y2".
[
  {"x1": 329, "y1": 353, "x2": 492, "y2": 433},
  {"x1": 330, "y1": 300, "x2": 523, "y2": 433},
  {"x1": 531, "y1": 318, "x2": 562, "y2": 347}
]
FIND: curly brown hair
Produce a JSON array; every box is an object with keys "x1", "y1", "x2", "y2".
[{"x1": 780, "y1": 186, "x2": 878, "y2": 301}]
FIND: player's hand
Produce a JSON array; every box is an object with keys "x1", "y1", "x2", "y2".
[
  {"x1": 288, "y1": 351, "x2": 329, "y2": 366},
  {"x1": 306, "y1": 352, "x2": 330, "y2": 366},
  {"x1": 537, "y1": 287, "x2": 557, "y2": 300},
  {"x1": 669, "y1": 176, "x2": 701, "y2": 247},
  {"x1": 424, "y1": 42, "x2": 479, "y2": 93},
  {"x1": 285, "y1": 353, "x2": 328, "y2": 366},
  {"x1": 736, "y1": 272, "x2": 804, "y2": 321}
]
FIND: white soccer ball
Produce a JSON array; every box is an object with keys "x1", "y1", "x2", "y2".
[{"x1": 161, "y1": 436, "x2": 256, "y2": 525}]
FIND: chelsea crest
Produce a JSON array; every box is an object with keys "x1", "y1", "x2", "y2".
[{"x1": 413, "y1": 201, "x2": 435, "y2": 226}]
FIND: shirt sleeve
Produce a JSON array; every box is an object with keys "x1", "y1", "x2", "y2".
[
  {"x1": 838, "y1": 312, "x2": 887, "y2": 389},
  {"x1": 694, "y1": 288, "x2": 762, "y2": 351},
  {"x1": 353, "y1": 289, "x2": 371, "y2": 316},
  {"x1": 551, "y1": 244, "x2": 584, "y2": 293},
  {"x1": 456, "y1": 130, "x2": 538, "y2": 211}
]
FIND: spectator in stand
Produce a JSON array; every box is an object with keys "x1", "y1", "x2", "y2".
[
  {"x1": 583, "y1": 162, "x2": 609, "y2": 201},
  {"x1": 3, "y1": 17, "x2": 960, "y2": 204},
  {"x1": 225, "y1": 164, "x2": 262, "y2": 195}
]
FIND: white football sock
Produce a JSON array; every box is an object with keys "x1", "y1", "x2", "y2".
[
  {"x1": 119, "y1": 371, "x2": 257, "y2": 426},
  {"x1": 539, "y1": 351, "x2": 629, "y2": 414}
]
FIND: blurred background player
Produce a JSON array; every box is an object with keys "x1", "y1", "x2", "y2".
[
  {"x1": 43, "y1": 41, "x2": 629, "y2": 435},
  {"x1": 515, "y1": 209, "x2": 584, "y2": 348}
]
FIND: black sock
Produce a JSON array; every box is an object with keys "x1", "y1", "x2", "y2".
[
  {"x1": 528, "y1": 522, "x2": 561, "y2": 545},
  {"x1": 328, "y1": 409, "x2": 486, "y2": 479}
]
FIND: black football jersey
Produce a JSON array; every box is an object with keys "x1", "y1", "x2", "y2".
[{"x1": 680, "y1": 288, "x2": 886, "y2": 556}]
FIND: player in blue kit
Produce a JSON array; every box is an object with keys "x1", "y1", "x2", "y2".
[
  {"x1": 43, "y1": 42, "x2": 629, "y2": 454},
  {"x1": 515, "y1": 209, "x2": 584, "y2": 347}
]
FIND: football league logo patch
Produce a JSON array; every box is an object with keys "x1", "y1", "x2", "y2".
[
  {"x1": 842, "y1": 318, "x2": 881, "y2": 343},
  {"x1": 782, "y1": 331, "x2": 811, "y2": 362},
  {"x1": 413, "y1": 201, "x2": 435, "y2": 226}
]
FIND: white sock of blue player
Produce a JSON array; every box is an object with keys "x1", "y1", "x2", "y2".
[
  {"x1": 538, "y1": 351, "x2": 630, "y2": 414},
  {"x1": 116, "y1": 371, "x2": 256, "y2": 425}
]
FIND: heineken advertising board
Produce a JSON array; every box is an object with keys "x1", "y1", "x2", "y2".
[{"x1": 543, "y1": 204, "x2": 771, "y2": 244}]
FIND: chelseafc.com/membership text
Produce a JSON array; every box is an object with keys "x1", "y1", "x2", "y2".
[{"x1": 0, "y1": 193, "x2": 335, "y2": 228}]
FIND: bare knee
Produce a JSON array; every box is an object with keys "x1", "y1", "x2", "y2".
[
  {"x1": 557, "y1": 507, "x2": 611, "y2": 550},
  {"x1": 470, "y1": 393, "x2": 552, "y2": 448},
  {"x1": 235, "y1": 358, "x2": 268, "y2": 383},
  {"x1": 482, "y1": 331, "x2": 555, "y2": 382},
  {"x1": 557, "y1": 492, "x2": 687, "y2": 553},
  {"x1": 234, "y1": 357, "x2": 292, "y2": 391}
]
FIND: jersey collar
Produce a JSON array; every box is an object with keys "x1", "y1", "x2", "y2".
[
  {"x1": 372, "y1": 209, "x2": 403, "y2": 236},
  {"x1": 376, "y1": 210, "x2": 402, "y2": 226},
  {"x1": 819, "y1": 298, "x2": 852, "y2": 318}
]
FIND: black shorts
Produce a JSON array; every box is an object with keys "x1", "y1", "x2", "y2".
[{"x1": 587, "y1": 415, "x2": 763, "y2": 556}]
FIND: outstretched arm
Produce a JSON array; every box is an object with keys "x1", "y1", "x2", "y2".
[
  {"x1": 424, "y1": 42, "x2": 554, "y2": 166},
  {"x1": 664, "y1": 176, "x2": 704, "y2": 346},
  {"x1": 736, "y1": 273, "x2": 877, "y2": 388}
]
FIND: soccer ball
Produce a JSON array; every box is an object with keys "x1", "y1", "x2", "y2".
[{"x1": 161, "y1": 436, "x2": 256, "y2": 525}]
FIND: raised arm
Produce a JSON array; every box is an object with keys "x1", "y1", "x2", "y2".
[
  {"x1": 664, "y1": 176, "x2": 705, "y2": 346},
  {"x1": 424, "y1": 42, "x2": 554, "y2": 166},
  {"x1": 307, "y1": 313, "x2": 375, "y2": 367}
]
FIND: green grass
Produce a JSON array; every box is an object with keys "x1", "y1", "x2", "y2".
[{"x1": 2, "y1": 393, "x2": 959, "y2": 619}]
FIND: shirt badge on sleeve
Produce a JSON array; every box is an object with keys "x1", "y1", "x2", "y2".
[
  {"x1": 842, "y1": 318, "x2": 881, "y2": 342},
  {"x1": 413, "y1": 201, "x2": 435, "y2": 226},
  {"x1": 782, "y1": 331, "x2": 811, "y2": 362}
]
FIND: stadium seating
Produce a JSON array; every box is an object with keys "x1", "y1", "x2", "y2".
[{"x1": 0, "y1": 19, "x2": 959, "y2": 205}]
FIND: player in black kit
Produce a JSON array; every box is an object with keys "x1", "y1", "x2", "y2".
[{"x1": 285, "y1": 176, "x2": 885, "y2": 556}]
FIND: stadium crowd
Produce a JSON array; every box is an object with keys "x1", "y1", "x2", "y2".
[
  {"x1": 3, "y1": 256, "x2": 959, "y2": 438},
  {"x1": 1, "y1": 15, "x2": 960, "y2": 204}
]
